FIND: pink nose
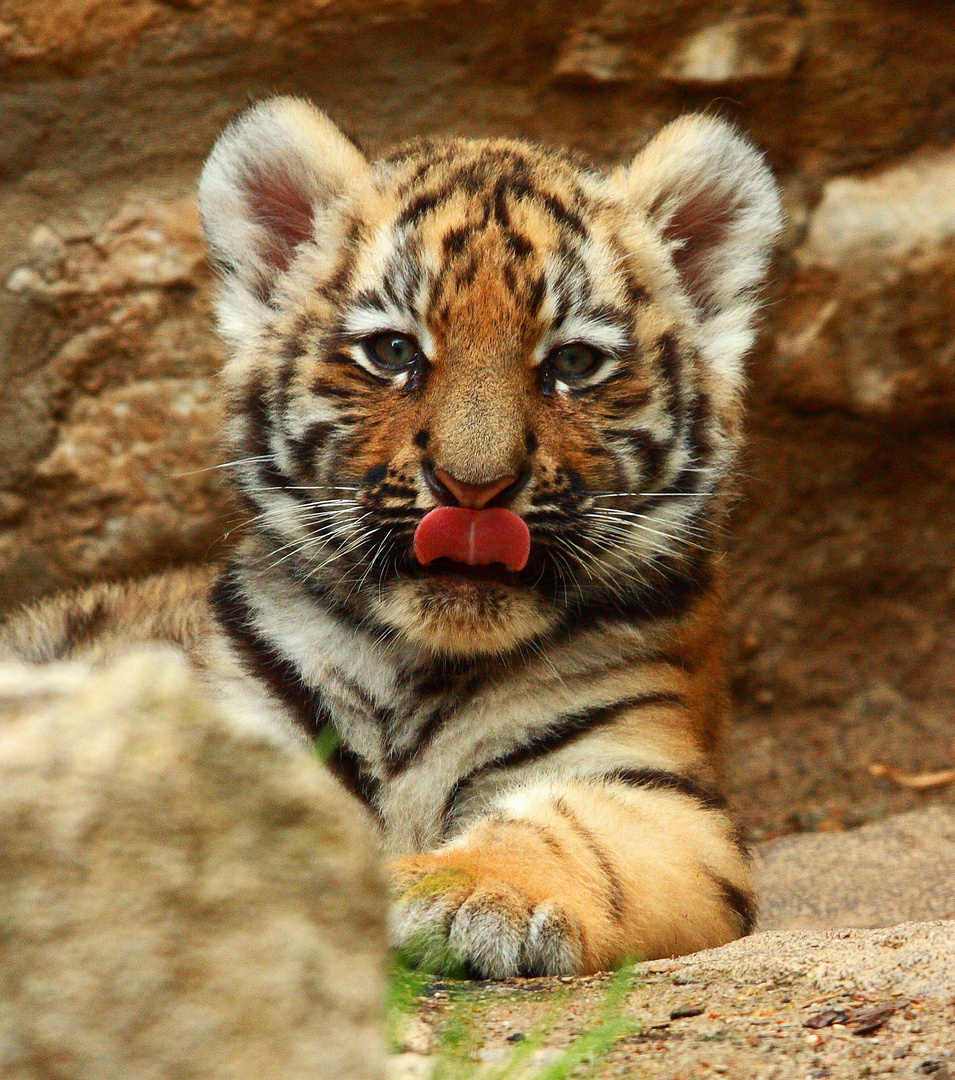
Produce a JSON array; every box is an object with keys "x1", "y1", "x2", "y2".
[{"x1": 433, "y1": 468, "x2": 518, "y2": 510}]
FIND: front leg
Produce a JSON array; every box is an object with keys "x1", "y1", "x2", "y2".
[{"x1": 390, "y1": 776, "x2": 754, "y2": 977}]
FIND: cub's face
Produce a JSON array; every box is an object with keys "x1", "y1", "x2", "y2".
[{"x1": 201, "y1": 99, "x2": 781, "y2": 656}]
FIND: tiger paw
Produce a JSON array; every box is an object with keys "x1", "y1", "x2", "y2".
[{"x1": 388, "y1": 857, "x2": 585, "y2": 978}]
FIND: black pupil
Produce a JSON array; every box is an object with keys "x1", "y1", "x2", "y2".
[
  {"x1": 553, "y1": 345, "x2": 596, "y2": 377},
  {"x1": 377, "y1": 334, "x2": 415, "y2": 367}
]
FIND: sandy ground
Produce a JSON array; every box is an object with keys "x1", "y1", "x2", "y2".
[{"x1": 391, "y1": 809, "x2": 955, "y2": 1079}]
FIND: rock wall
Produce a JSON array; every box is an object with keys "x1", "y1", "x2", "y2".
[{"x1": 2, "y1": 0, "x2": 954, "y2": 834}]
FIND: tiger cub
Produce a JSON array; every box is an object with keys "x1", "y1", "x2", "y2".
[{"x1": 1, "y1": 98, "x2": 782, "y2": 977}]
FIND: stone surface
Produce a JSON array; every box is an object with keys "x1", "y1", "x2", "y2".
[
  {"x1": 0, "y1": 199, "x2": 231, "y2": 611},
  {"x1": 773, "y1": 149, "x2": 955, "y2": 421},
  {"x1": 647, "y1": 920, "x2": 955, "y2": 1004},
  {"x1": 0, "y1": 649, "x2": 386, "y2": 1080},
  {"x1": 662, "y1": 15, "x2": 806, "y2": 85},
  {"x1": 551, "y1": 15, "x2": 636, "y2": 86},
  {"x1": 756, "y1": 807, "x2": 955, "y2": 932}
]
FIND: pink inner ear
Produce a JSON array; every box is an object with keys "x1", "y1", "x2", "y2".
[
  {"x1": 664, "y1": 188, "x2": 737, "y2": 312},
  {"x1": 246, "y1": 170, "x2": 315, "y2": 275}
]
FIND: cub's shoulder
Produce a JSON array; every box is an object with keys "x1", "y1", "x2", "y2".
[{"x1": 0, "y1": 566, "x2": 219, "y2": 667}]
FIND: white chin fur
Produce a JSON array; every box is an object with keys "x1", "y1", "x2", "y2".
[{"x1": 373, "y1": 577, "x2": 554, "y2": 657}]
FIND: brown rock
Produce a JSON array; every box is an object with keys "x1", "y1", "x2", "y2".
[
  {"x1": 551, "y1": 20, "x2": 635, "y2": 86},
  {"x1": 1, "y1": 198, "x2": 231, "y2": 609},
  {"x1": 662, "y1": 15, "x2": 806, "y2": 85},
  {"x1": 0, "y1": 649, "x2": 386, "y2": 1080},
  {"x1": 773, "y1": 150, "x2": 955, "y2": 421}
]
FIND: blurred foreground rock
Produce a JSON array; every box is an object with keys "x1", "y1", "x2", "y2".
[{"x1": 0, "y1": 649, "x2": 386, "y2": 1080}]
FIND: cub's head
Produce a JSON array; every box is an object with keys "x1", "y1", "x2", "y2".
[{"x1": 200, "y1": 98, "x2": 781, "y2": 657}]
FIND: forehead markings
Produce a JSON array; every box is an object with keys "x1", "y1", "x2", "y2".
[
  {"x1": 393, "y1": 149, "x2": 590, "y2": 241},
  {"x1": 339, "y1": 150, "x2": 651, "y2": 396}
]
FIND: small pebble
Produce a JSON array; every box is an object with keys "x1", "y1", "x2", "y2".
[{"x1": 670, "y1": 1005, "x2": 705, "y2": 1020}]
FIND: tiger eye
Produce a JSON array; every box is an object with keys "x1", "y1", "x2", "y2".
[
  {"x1": 365, "y1": 332, "x2": 419, "y2": 370},
  {"x1": 548, "y1": 343, "x2": 602, "y2": 381}
]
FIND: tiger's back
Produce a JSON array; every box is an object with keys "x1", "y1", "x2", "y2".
[{"x1": 1, "y1": 98, "x2": 781, "y2": 976}]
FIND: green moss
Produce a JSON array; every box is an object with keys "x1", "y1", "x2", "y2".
[
  {"x1": 311, "y1": 726, "x2": 341, "y2": 763},
  {"x1": 404, "y1": 867, "x2": 474, "y2": 899}
]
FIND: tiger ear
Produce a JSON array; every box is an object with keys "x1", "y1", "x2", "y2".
[
  {"x1": 616, "y1": 115, "x2": 782, "y2": 379},
  {"x1": 199, "y1": 97, "x2": 369, "y2": 338}
]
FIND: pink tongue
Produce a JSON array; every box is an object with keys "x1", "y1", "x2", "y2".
[{"x1": 414, "y1": 507, "x2": 531, "y2": 572}]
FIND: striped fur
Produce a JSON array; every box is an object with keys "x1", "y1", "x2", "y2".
[{"x1": 1, "y1": 99, "x2": 782, "y2": 976}]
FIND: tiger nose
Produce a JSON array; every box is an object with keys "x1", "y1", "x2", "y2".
[{"x1": 429, "y1": 466, "x2": 520, "y2": 509}]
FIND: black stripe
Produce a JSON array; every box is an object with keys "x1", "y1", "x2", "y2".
[
  {"x1": 327, "y1": 667, "x2": 397, "y2": 730},
  {"x1": 656, "y1": 465, "x2": 703, "y2": 498},
  {"x1": 59, "y1": 598, "x2": 109, "y2": 657},
  {"x1": 556, "y1": 556, "x2": 712, "y2": 637},
  {"x1": 538, "y1": 190, "x2": 587, "y2": 237},
  {"x1": 210, "y1": 567, "x2": 381, "y2": 817},
  {"x1": 210, "y1": 568, "x2": 330, "y2": 740},
  {"x1": 352, "y1": 288, "x2": 388, "y2": 313},
  {"x1": 397, "y1": 188, "x2": 449, "y2": 227},
  {"x1": 487, "y1": 812, "x2": 567, "y2": 858},
  {"x1": 310, "y1": 377, "x2": 356, "y2": 401},
  {"x1": 684, "y1": 390, "x2": 712, "y2": 460},
  {"x1": 492, "y1": 177, "x2": 511, "y2": 227},
  {"x1": 244, "y1": 379, "x2": 273, "y2": 458},
  {"x1": 599, "y1": 767, "x2": 727, "y2": 813},
  {"x1": 287, "y1": 421, "x2": 335, "y2": 476},
  {"x1": 442, "y1": 692, "x2": 685, "y2": 828},
  {"x1": 657, "y1": 333, "x2": 684, "y2": 425},
  {"x1": 257, "y1": 458, "x2": 309, "y2": 502},
  {"x1": 596, "y1": 386, "x2": 653, "y2": 416},
  {"x1": 318, "y1": 219, "x2": 361, "y2": 300},
  {"x1": 552, "y1": 797, "x2": 626, "y2": 922},
  {"x1": 712, "y1": 875, "x2": 758, "y2": 936},
  {"x1": 505, "y1": 229, "x2": 533, "y2": 259},
  {"x1": 240, "y1": 380, "x2": 307, "y2": 501},
  {"x1": 624, "y1": 276, "x2": 649, "y2": 306},
  {"x1": 386, "y1": 706, "x2": 451, "y2": 775},
  {"x1": 526, "y1": 273, "x2": 546, "y2": 318},
  {"x1": 442, "y1": 226, "x2": 470, "y2": 257},
  {"x1": 325, "y1": 741, "x2": 382, "y2": 817},
  {"x1": 610, "y1": 428, "x2": 669, "y2": 484},
  {"x1": 386, "y1": 671, "x2": 485, "y2": 775},
  {"x1": 730, "y1": 820, "x2": 753, "y2": 861}
]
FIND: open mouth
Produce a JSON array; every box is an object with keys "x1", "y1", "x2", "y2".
[{"x1": 413, "y1": 557, "x2": 521, "y2": 583}]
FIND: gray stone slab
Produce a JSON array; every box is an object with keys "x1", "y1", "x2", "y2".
[{"x1": 756, "y1": 806, "x2": 955, "y2": 931}]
